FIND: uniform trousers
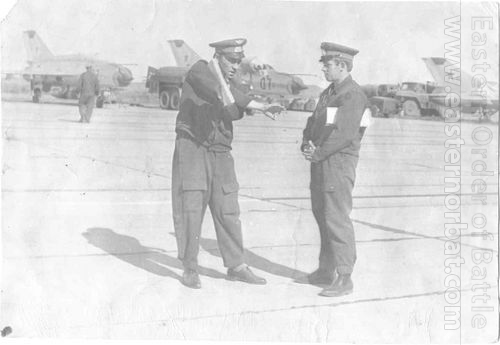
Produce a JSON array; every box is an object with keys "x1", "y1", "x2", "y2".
[
  {"x1": 171, "y1": 136, "x2": 244, "y2": 271},
  {"x1": 79, "y1": 95, "x2": 95, "y2": 122},
  {"x1": 310, "y1": 152, "x2": 358, "y2": 275}
]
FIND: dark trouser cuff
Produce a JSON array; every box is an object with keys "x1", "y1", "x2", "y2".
[{"x1": 336, "y1": 265, "x2": 353, "y2": 275}]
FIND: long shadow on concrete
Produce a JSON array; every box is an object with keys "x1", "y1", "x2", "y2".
[
  {"x1": 196, "y1": 236, "x2": 308, "y2": 280},
  {"x1": 83, "y1": 228, "x2": 226, "y2": 281}
]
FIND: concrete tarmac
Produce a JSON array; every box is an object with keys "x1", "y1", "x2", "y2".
[{"x1": 1, "y1": 100, "x2": 498, "y2": 342}]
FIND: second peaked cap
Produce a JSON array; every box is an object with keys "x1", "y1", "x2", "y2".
[{"x1": 209, "y1": 38, "x2": 247, "y2": 59}]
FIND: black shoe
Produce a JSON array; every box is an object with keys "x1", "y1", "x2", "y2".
[
  {"x1": 181, "y1": 269, "x2": 201, "y2": 289},
  {"x1": 227, "y1": 266, "x2": 266, "y2": 285},
  {"x1": 295, "y1": 269, "x2": 334, "y2": 285},
  {"x1": 319, "y1": 274, "x2": 353, "y2": 297}
]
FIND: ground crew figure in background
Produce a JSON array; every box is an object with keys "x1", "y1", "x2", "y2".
[
  {"x1": 77, "y1": 64, "x2": 100, "y2": 123},
  {"x1": 297, "y1": 42, "x2": 370, "y2": 297},
  {"x1": 171, "y1": 38, "x2": 284, "y2": 289}
]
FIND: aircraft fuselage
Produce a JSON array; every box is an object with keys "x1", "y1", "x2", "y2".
[
  {"x1": 238, "y1": 69, "x2": 308, "y2": 99},
  {"x1": 26, "y1": 55, "x2": 133, "y2": 100}
]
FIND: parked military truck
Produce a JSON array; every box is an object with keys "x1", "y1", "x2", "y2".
[
  {"x1": 394, "y1": 81, "x2": 444, "y2": 117},
  {"x1": 145, "y1": 66, "x2": 185, "y2": 110},
  {"x1": 362, "y1": 83, "x2": 400, "y2": 117}
]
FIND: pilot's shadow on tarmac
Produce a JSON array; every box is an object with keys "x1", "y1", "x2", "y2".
[
  {"x1": 167, "y1": 233, "x2": 307, "y2": 280},
  {"x1": 82, "y1": 228, "x2": 226, "y2": 281},
  {"x1": 202, "y1": 238, "x2": 307, "y2": 280}
]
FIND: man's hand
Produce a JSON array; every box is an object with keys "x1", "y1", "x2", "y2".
[
  {"x1": 263, "y1": 103, "x2": 285, "y2": 120},
  {"x1": 246, "y1": 101, "x2": 285, "y2": 120},
  {"x1": 302, "y1": 140, "x2": 317, "y2": 161}
]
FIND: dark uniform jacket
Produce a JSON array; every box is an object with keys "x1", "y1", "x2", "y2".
[
  {"x1": 175, "y1": 60, "x2": 252, "y2": 148},
  {"x1": 77, "y1": 71, "x2": 100, "y2": 98},
  {"x1": 302, "y1": 75, "x2": 368, "y2": 161}
]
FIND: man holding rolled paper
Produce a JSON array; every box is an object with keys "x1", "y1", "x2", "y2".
[{"x1": 171, "y1": 38, "x2": 283, "y2": 289}]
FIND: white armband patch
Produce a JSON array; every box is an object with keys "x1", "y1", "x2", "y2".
[
  {"x1": 360, "y1": 108, "x2": 372, "y2": 128},
  {"x1": 326, "y1": 107, "x2": 338, "y2": 125}
]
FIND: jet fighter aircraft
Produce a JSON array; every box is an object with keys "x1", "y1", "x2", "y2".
[
  {"x1": 22, "y1": 30, "x2": 133, "y2": 107},
  {"x1": 421, "y1": 57, "x2": 498, "y2": 116}
]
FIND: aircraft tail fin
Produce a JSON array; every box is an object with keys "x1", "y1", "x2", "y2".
[
  {"x1": 421, "y1": 57, "x2": 475, "y2": 87},
  {"x1": 23, "y1": 30, "x2": 54, "y2": 62},
  {"x1": 168, "y1": 40, "x2": 202, "y2": 68}
]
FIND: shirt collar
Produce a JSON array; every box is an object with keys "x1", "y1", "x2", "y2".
[{"x1": 330, "y1": 74, "x2": 352, "y2": 94}]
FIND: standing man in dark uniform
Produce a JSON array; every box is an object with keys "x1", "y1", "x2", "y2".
[
  {"x1": 77, "y1": 64, "x2": 100, "y2": 123},
  {"x1": 171, "y1": 38, "x2": 283, "y2": 289},
  {"x1": 297, "y1": 42, "x2": 370, "y2": 297}
]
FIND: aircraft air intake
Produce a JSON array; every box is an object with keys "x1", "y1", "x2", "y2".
[{"x1": 114, "y1": 66, "x2": 133, "y2": 86}]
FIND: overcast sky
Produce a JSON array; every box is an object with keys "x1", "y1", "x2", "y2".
[{"x1": 1, "y1": 0, "x2": 498, "y2": 85}]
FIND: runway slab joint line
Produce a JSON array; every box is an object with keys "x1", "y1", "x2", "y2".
[{"x1": 8, "y1": 136, "x2": 171, "y2": 179}]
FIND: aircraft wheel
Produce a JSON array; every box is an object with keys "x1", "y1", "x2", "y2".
[
  {"x1": 402, "y1": 100, "x2": 421, "y2": 116},
  {"x1": 159, "y1": 90, "x2": 170, "y2": 109},
  {"x1": 33, "y1": 89, "x2": 41, "y2": 103},
  {"x1": 169, "y1": 88, "x2": 180, "y2": 110}
]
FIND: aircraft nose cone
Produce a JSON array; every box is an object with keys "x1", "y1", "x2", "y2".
[{"x1": 115, "y1": 67, "x2": 133, "y2": 86}]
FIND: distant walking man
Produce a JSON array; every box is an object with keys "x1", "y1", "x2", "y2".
[
  {"x1": 171, "y1": 38, "x2": 283, "y2": 289},
  {"x1": 297, "y1": 42, "x2": 370, "y2": 297},
  {"x1": 77, "y1": 64, "x2": 100, "y2": 123}
]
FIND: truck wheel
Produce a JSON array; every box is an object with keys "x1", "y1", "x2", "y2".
[
  {"x1": 159, "y1": 90, "x2": 170, "y2": 109},
  {"x1": 33, "y1": 89, "x2": 41, "y2": 103},
  {"x1": 169, "y1": 89, "x2": 180, "y2": 110},
  {"x1": 96, "y1": 96, "x2": 104, "y2": 108},
  {"x1": 402, "y1": 100, "x2": 421, "y2": 116}
]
